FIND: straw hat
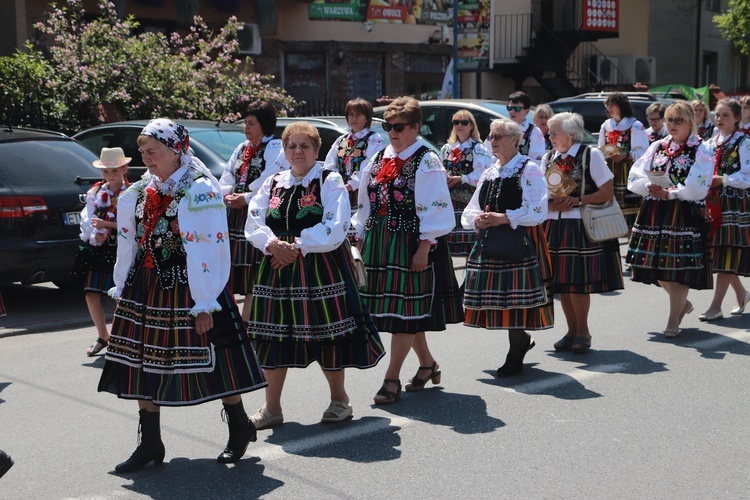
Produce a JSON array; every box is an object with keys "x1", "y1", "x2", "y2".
[{"x1": 92, "y1": 147, "x2": 132, "y2": 169}]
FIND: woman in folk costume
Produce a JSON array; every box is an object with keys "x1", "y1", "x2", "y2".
[
  {"x1": 692, "y1": 100, "x2": 716, "y2": 141},
  {"x1": 462, "y1": 118, "x2": 552, "y2": 376},
  {"x1": 626, "y1": 102, "x2": 714, "y2": 338},
  {"x1": 244, "y1": 121, "x2": 384, "y2": 429},
  {"x1": 597, "y1": 92, "x2": 649, "y2": 228},
  {"x1": 698, "y1": 98, "x2": 750, "y2": 321},
  {"x1": 440, "y1": 109, "x2": 492, "y2": 256},
  {"x1": 98, "y1": 119, "x2": 266, "y2": 473},
  {"x1": 219, "y1": 100, "x2": 287, "y2": 324},
  {"x1": 352, "y1": 96, "x2": 463, "y2": 404}
]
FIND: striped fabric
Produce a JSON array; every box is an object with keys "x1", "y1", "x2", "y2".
[
  {"x1": 227, "y1": 205, "x2": 260, "y2": 295},
  {"x1": 609, "y1": 157, "x2": 641, "y2": 227},
  {"x1": 360, "y1": 216, "x2": 463, "y2": 333},
  {"x1": 709, "y1": 191, "x2": 750, "y2": 275},
  {"x1": 83, "y1": 268, "x2": 115, "y2": 295},
  {"x1": 544, "y1": 218, "x2": 624, "y2": 294},
  {"x1": 447, "y1": 200, "x2": 477, "y2": 256},
  {"x1": 627, "y1": 198, "x2": 712, "y2": 289},
  {"x1": 98, "y1": 266, "x2": 266, "y2": 406}
]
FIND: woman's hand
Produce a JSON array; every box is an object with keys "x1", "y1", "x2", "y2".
[
  {"x1": 410, "y1": 240, "x2": 431, "y2": 272},
  {"x1": 548, "y1": 195, "x2": 578, "y2": 212},
  {"x1": 446, "y1": 176, "x2": 462, "y2": 188},
  {"x1": 269, "y1": 240, "x2": 299, "y2": 270},
  {"x1": 610, "y1": 152, "x2": 628, "y2": 163},
  {"x1": 711, "y1": 175, "x2": 723, "y2": 188},
  {"x1": 224, "y1": 193, "x2": 248, "y2": 209},
  {"x1": 474, "y1": 211, "x2": 508, "y2": 229},
  {"x1": 91, "y1": 217, "x2": 114, "y2": 229},
  {"x1": 195, "y1": 312, "x2": 213, "y2": 335},
  {"x1": 646, "y1": 183, "x2": 669, "y2": 200}
]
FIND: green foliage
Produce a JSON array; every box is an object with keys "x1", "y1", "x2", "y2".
[
  {"x1": 0, "y1": 0, "x2": 295, "y2": 134},
  {"x1": 714, "y1": 0, "x2": 750, "y2": 56}
]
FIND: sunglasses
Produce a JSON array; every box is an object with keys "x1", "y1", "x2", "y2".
[
  {"x1": 506, "y1": 105, "x2": 524, "y2": 112},
  {"x1": 665, "y1": 117, "x2": 685, "y2": 125},
  {"x1": 487, "y1": 133, "x2": 513, "y2": 141},
  {"x1": 452, "y1": 119, "x2": 470, "y2": 126},
  {"x1": 382, "y1": 122, "x2": 411, "y2": 133}
]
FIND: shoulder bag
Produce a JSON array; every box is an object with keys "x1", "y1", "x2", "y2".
[
  {"x1": 579, "y1": 147, "x2": 628, "y2": 242},
  {"x1": 341, "y1": 239, "x2": 367, "y2": 287}
]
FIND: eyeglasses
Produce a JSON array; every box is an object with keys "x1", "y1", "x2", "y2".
[
  {"x1": 646, "y1": 116, "x2": 663, "y2": 123},
  {"x1": 665, "y1": 117, "x2": 686, "y2": 125},
  {"x1": 487, "y1": 133, "x2": 513, "y2": 141},
  {"x1": 506, "y1": 105, "x2": 524, "y2": 112},
  {"x1": 382, "y1": 122, "x2": 411, "y2": 133},
  {"x1": 452, "y1": 119, "x2": 470, "y2": 126}
]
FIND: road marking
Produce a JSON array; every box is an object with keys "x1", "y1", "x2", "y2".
[{"x1": 252, "y1": 415, "x2": 414, "y2": 461}]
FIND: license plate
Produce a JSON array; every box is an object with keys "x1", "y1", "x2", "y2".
[{"x1": 64, "y1": 211, "x2": 81, "y2": 226}]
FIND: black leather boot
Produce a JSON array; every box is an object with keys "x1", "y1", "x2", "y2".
[
  {"x1": 217, "y1": 400, "x2": 257, "y2": 464},
  {"x1": 115, "y1": 410, "x2": 165, "y2": 473},
  {"x1": 0, "y1": 449, "x2": 14, "y2": 479}
]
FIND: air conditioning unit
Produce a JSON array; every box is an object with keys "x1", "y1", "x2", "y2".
[
  {"x1": 238, "y1": 23, "x2": 261, "y2": 55},
  {"x1": 616, "y1": 56, "x2": 657, "y2": 86},
  {"x1": 587, "y1": 55, "x2": 619, "y2": 86}
]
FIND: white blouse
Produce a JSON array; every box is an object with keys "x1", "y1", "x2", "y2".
[
  {"x1": 439, "y1": 139, "x2": 493, "y2": 187},
  {"x1": 79, "y1": 182, "x2": 125, "y2": 246},
  {"x1": 352, "y1": 141, "x2": 455, "y2": 243},
  {"x1": 598, "y1": 117, "x2": 649, "y2": 162},
  {"x1": 218, "y1": 136, "x2": 288, "y2": 203},
  {"x1": 322, "y1": 128, "x2": 385, "y2": 192},
  {"x1": 462, "y1": 153, "x2": 547, "y2": 231},
  {"x1": 627, "y1": 134, "x2": 713, "y2": 201},
  {"x1": 245, "y1": 164, "x2": 350, "y2": 256},
  {"x1": 703, "y1": 131, "x2": 750, "y2": 190},
  {"x1": 111, "y1": 160, "x2": 231, "y2": 316},
  {"x1": 541, "y1": 144, "x2": 613, "y2": 220}
]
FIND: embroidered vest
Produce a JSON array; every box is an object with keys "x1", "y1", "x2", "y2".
[
  {"x1": 233, "y1": 141, "x2": 271, "y2": 194},
  {"x1": 266, "y1": 171, "x2": 328, "y2": 236},
  {"x1": 519, "y1": 124, "x2": 536, "y2": 156},
  {"x1": 442, "y1": 141, "x2": 477, "y2": 176},
  {"x1": 543, "y1": 147, "x2": 597, "y2": 198},
  {"x1": 478, "y1": 160, "x2": 528, "y2": 213},
  {"x1": 365, "y1": 146, "x2": 430, "y2": 233},
  {"x1": 650, "y1": 141, "x2": 700, "y2": 186},
  {"x1": 335, "y1": 131, "x2": 376, "y2": 183}
]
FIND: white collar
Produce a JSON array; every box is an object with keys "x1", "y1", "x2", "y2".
[
  {"x1": 553, "y1": 143, "x2": 582, "y2": 160},
  {"x1": 276, "y1": 163, "x2": 322, "y2": 189},
  {"x1": 349, "y1": 128, "x2": 371, "y2": 140},
  {"x1": 383, "y1": 140, "x2": 422, "y2": 160},
  {"x1": 492, "y1": 153, "x2": 527, "y2": 178},
  {"x1": 605, "y1": 117, "x2": 635, "y2": 131}
]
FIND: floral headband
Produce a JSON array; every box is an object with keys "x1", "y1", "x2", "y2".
[{"x1": 140, "y1": 119, "x2": 189, "y2": 154}]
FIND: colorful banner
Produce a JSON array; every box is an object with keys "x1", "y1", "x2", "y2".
[
  {"x1": 581, "y1": 0, "x2": 619, "y2": 33},
  {"x1": 309, "y1": 0, "x2": 367, "y2": 21},
  {"x1": 455, "y1": 0, "x2": 491, "y2": 71},
  {"x1": 649, "y1": 84, "x2": 711, "y2": 104},
  {"x1": 309, "y1": 0, "x2": 450, "y2": 25}
]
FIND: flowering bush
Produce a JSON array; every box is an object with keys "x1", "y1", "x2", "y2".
[{"x1": 0, "y1": 0, "x2": 295, "y2": 134}]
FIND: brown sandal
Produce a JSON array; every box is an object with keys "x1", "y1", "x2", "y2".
[
  {"x1": 404, "y1": 362, "x2": 441, "y2": 391},
  {"x1": 373, "y1": 379, "x2": 401, "y2": 405}
]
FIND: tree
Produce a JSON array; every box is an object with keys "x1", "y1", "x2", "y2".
[
  {"x1": 714, "y1": 0, "x2": 750, "y2": 56},
  {"x1": 0, "y1": 0, "x2": 295, "y2": 134}
]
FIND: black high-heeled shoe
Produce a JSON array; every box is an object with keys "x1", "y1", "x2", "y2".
[
  {"x1": 497, "y1": 336, "x2": 535, "y2": 377},
  {"x1": 115, "y1": 410, "x2": 165, "y2": 473},
  {"x1": 373, "y1": 379, "x2": 401, "y2": 404},
  {"x1": 404, "y1": 361, "x2": 441, "y2": 391}
]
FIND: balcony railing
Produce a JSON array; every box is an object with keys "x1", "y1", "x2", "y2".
[{"x1": 493, "y1": 13, "x2": 532, "y2": 64}]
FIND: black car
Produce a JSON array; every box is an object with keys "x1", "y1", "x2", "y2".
[
  {"x1": 74, "y1": 120, "x2": 248, "y2": 182},
  {"x1": 0, "y1": 127, "x2": 101, "y2": 287},
  {"x1": 547, "y1": 92, "x2": 658, "y2": 136}
]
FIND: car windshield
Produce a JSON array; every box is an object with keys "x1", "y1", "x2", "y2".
[
  {"x1": 0, "y1": 140, "x2": 98, "y2": 186},
  {"x1": 189, "y1": 130, "x2": 247, "y2": 161}
]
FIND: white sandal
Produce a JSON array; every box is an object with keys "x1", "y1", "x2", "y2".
[
  {"x1": 249, "y1": 407, "x2": 284, "y2": 430},
  {"x1": 321, "y1": 400, "x2": 353, "y2": 423}
]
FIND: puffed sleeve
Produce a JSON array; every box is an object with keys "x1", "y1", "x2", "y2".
[
  {"x1": 588, "y1": 147, "x2": 615, "y2": 187},
  {"x1": 219, "y1": 142, "x2": 243, "y2": 197},
  {"x1": 415, "y1": 151, "x2": 455, "y2": 242},
  {"x1": 243, "y1": 140, "x2": 288, "y2": 204},
  {"x1": 506, "y1": 161, "x2": 548, "y2": 228},
  {"x1": 528, "y1": 126, "x2": 547, "y2": 161},
  {"x1": 627, "y1": 141, "x2": 660, "y2": 197},
  {"x1": 630, "y1": 120, "x2": 649, "y2": 163},
  {"x1": 461, "y1": 167, "x2": 491, "y2": 231},
  {"x1": 351, "y1": 158, "x2": 374, "y2": 238},
  {"x1": 674, "y1": 142, "x2": 712, "y2": 201},
  {"x1": 109, "y1": 182, "x2": 140, "y2": 299},
  {"x1": 323, "y1": 134, "x2": 345, "y2": 172},
  {"x1": 297, "y1": 171, "x2": 350, "y2": 254},
  {"x1": 179, "y1": 176, "x2": 231, "y2": 316},
  {"x1": 79, "y1": 185, "x2": 97, "y2": 243},
  {"x1": 723, "y1": 138, "x2": 750, "y2": 190},
  {"x1": 597, "y1": 122, "x2": 607, "y2": 147},
  {"x1": 463, "y1": 142, "x2": 492, "y2": 187},
  {"x1": 245, "y1": 173, "x2": 278, "y2": 254}
]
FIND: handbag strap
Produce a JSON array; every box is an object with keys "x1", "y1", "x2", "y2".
[{"x1": 580, "y1": 146, "x2": 590, "y2": 198}]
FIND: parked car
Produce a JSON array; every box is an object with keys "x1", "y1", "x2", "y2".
[
  {"x1": 0, "y1": 127, "x2": 101, "y2": 287},
  {"x1": 74, "y1": 120, "x2": 247, "y2": 182},
  {"x1": 547, "y1": 92, "x2": 658, "y2": 136}
]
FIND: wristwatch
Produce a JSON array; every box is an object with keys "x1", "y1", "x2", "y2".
[{"x1": 578, "y1": 196, "x2": 583, "y2": 206}]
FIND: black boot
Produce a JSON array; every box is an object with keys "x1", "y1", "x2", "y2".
[
  {"x1": 115, "y1": 410, "x2": 165, "y2": 473},
  {"x1": 0, "y1": 449, "x2": 14, "y2": 479},
  {"x1": 497, "y1": 330, "x2": 535, "y2": 377},
  {"x1": 217, "y1": 400, "x2": 257, "y2": 464}
]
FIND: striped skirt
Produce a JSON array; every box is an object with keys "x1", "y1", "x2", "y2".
[
  {"x1": 609, "y1": 157, "x2": 641, "y2": 228},
  {"x1": 98, "y1": 266, "x2": 267, "y2": 406},
  {"x1": 544, "y1": 217, "x2": 624, "y2": 294},
  {"x1": 447, "y1": 200, "x2": 477, "y2": 257},
  {"x1": 248, "y1": 240, "x2": 385, "y2": 370},
  {"x1": 710, "y1": 190, "x2": 750, "y2": 275},
  {"x1": 626, "y1": 198, "x2": 712, "y2": 289},
  {"x1": 71, "y1": 243, "x2": 116, "y2": 294},
  {"x1": 228, "y1": 206, "x2": 260, "y2": 295},
  {"x1": 84, "y1": 268, "x2": 115, "y2": 295},
  {"x1": 360, "y1": 216, "x2": 463, "y2": 334},
  {"x1": 463, "y1": 225, "x2": 553, "y2": 331}
]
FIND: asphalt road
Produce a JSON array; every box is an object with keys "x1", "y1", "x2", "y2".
[{"x1": 1, "y1": 261, "x2": 750, "y2": 498}]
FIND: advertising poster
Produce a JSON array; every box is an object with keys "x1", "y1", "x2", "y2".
[
  {"x1": 309, "y1": 0, "x2": 450, "y2": 25},
  {"x1": 455, "y1": 0, "x2": 491, "y2": 71},
  {"x1": 309, "y1": 0, "x2": 367, "y2": 21},
  {"x1": 581, "y1": 0, "x2": 619, "y2": 33}
]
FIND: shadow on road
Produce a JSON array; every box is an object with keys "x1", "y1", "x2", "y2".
[
  {"x1": 647, "y1": 327, "x2": 750, "y2": 360},
  {"x1": 0, "y1": 381, "x2": 10, "y2": 404},
  {"x1": 477, "y1": 366, "x2": 603, "y2": 400},
  {"x1": 116, "y1": 456, "x2": 284, "y2": 499},
  {"x1": 548, "y1": 349, "x2": 669, "y2": 375},
  {"x1": 371, "y1": 387, "x2": 505, "y2": 434}
]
